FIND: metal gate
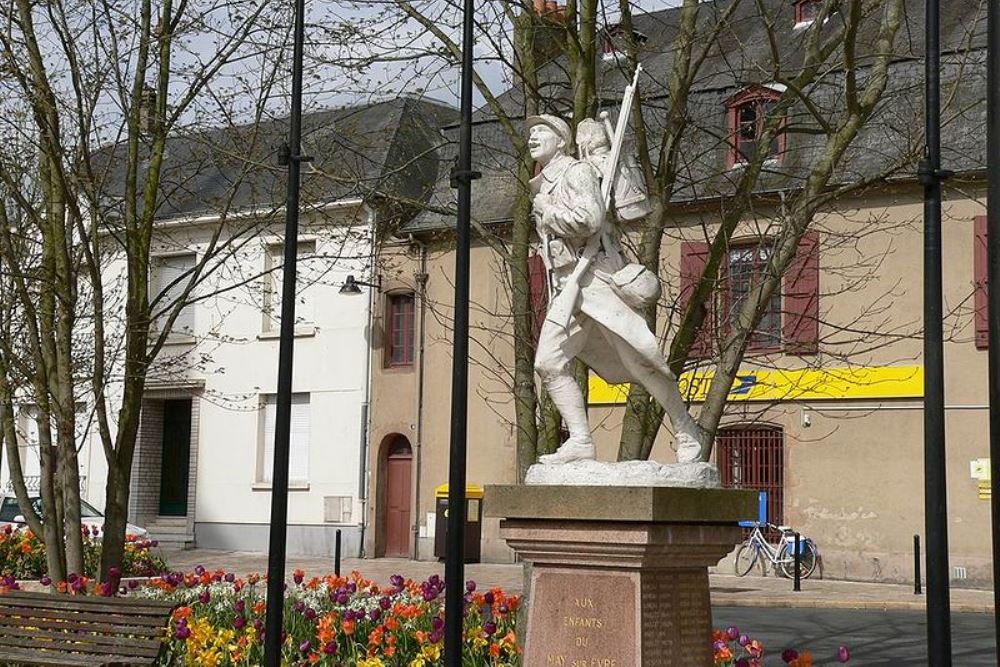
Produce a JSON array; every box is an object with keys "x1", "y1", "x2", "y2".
[{"x1": 717, "y1": 425, "x2": 784, "y2": 538}]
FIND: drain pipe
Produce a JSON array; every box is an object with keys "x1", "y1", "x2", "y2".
[
  {"x1": 357, "y1": 207, "x2": 377, "y2": 558},
  {"x1": 412, "y1": 237, "x2": 428, "y2": 560}
]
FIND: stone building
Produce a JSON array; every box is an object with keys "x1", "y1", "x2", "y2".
[{"x1": 363, "y1": 0, "x2": 996, "y2": 586}]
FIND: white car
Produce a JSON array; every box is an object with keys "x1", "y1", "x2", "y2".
[{"x1": 0, "y1": 493, "x2": 148, "y2": 538}]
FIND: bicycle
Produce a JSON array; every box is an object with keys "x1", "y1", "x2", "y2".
[{"x1": 733, "y1": 522, "x2": 819, "y2": 579}]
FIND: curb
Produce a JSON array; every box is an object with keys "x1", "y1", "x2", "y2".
[{"x1": 711, "y1": 594, "x2": 993, "y2": 614}]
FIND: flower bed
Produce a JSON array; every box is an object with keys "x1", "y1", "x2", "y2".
[
  {"x1": 125, "y1": 567, "x2": 521, "y2": 666},
  {"x1": 0, "y1": 525, "x2": 166, "y2": 580},
  {"x1": 713, "y1": 626, "x2": 851, "y2": 666}
]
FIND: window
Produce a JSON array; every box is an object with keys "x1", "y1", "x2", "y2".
[
  {"x1": 679, "y1": 231, "x2": 819, "y2": 359},
  {"x1": 259, "y1": 393, "x2": 310, "y2": 484},
  {"x1": 718, "y1": 426, "x2": 784, "y2": 541},
  {"x1": 726, "y1": 87, "x2": 784, "y2": 168},
  {"x1": 385, "y1": 293, "x2": 415, "y2": 367},
  {"x1": 795, "y1": 0, "x2": 824, "y2": 25},
  {"x1": 600, "y1": 24, "x2": 647, "y2": 59},
  {"x1": 727, "y1": 243, "x2": 782, "y2": 351},
  {"x1": 263, "y1": 241, "x2": 316, "y2": 332},
  {"x1": 152, "y1": 254, "x2": 196, "y2": 335}
]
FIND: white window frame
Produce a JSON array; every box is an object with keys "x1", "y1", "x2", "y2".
[
  {"x1": 151, "y1": 251, "x2": 197, "y2": 341},
  {"x1": 256, "y1": 393, "x2": 310, "y2": 488},
  {"x1": 262, "y1": 240, "x2": 317, "y2": 335}
]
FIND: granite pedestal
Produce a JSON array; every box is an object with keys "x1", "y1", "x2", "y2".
[{"x1": 485, "y1": 485, "x2": 756, "y2": 667}]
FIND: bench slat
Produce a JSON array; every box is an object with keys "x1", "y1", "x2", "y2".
[
  {"x1": 0, "y1": 625, "x2": 163, "y2": 656},
  {"x1": 0, "y1": 615, "x2": 165, "y2": 637},
  {"x1": 0, "y1": 591, "x2": 174, "y2": 666},
  {"x1": 0, "y1": 644, "x2": 134, "y2": 666},
  {"x1": 0, "y1": 593, "x2": 174, "y2": 616}
]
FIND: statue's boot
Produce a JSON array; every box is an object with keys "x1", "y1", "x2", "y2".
[{"x1": 539, "y1": 437, "x2": 596, "y2": 465}]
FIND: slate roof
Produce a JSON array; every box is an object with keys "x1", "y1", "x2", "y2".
[
  {"x1": 405, "y1": 0, "x2": 989, "y2": 233},
  {"x1": 98, "y1": 97, "x2": 457, "y2": 224}
]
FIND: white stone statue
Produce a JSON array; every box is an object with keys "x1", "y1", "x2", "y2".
[{"x1": 527, "y1": 71, "x2": 709, "y2": 473}]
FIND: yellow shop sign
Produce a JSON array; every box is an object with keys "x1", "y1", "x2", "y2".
[{"x1": 588, "y1": 365, "x2": 924, "y2": 405}]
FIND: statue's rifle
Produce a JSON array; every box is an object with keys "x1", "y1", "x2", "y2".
[{"x1": 545, "y1": 64, "x2": 643, "y2": 330}]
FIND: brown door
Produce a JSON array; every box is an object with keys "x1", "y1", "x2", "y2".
[{"x1": 385, "y1": 439, "x2": 413, "y2": 558}]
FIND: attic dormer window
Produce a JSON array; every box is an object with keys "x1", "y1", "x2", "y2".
[
  {"x1": 795, "y1": 0, "x2": 824, "y2": 26},
  {"x1": 600, "y1": 24, "x2": 647, "y2": 60},
  {"x1": 725, "y1": 85, "x2": 786, "y2": 168}
]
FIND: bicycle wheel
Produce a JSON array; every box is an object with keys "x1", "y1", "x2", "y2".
[
  {"x1": 734, "y1": 543, "x2": 761, "y2": 577},
  {"x1": 779, "y1": 540, "x2": 819, "y2": 579}
]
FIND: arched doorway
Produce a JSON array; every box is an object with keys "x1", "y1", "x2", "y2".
[
  {"x1": 381, "y1": 435, "x2": 413, "y2": 558},
  {"x1": 717, "y1": 425, "x2": 784, "y2": 538}
]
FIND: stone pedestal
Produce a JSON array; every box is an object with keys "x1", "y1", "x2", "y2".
[{"x1": 485, "y1": 485, "x2": 756, "y2": 667}]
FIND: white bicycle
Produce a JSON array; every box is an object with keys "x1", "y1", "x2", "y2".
[{"x1": 734, "y1": 522, "x2": 819, "y2": 579}]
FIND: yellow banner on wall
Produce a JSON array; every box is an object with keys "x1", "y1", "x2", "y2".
[{"x1": 588, "y1": 365, "x2": 924, "y2": 405}]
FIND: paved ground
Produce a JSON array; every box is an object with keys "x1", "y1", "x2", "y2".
[{"x1": 162, "y1": 548, "x2": 996, "y2": 613}]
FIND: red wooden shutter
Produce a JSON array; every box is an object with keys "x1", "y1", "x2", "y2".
[
  {"x1": 783, "y1": 230, "x2": 819, "y2": 355},
  {"x1": 528, "y1": 254, "x2": 549, "y2": 344},
  {"x1": 975, "y1": 215, "x2": 988, "y2": 350},
  {"x1": 680, "y1": 241, "x2": 713, "y2": 358}
]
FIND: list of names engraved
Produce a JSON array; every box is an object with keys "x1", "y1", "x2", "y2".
[{"x1": 525, "y1": 570, "x2": 637, "y2": 667}]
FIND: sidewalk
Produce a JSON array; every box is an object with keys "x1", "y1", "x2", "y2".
[{"x1": 162, "y1": 548, "x2": 995, "y2": 614}]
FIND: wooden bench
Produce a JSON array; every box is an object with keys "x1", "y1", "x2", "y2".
[{"x1": 0, "y1": 590, "x2": 176, "y2": 666}]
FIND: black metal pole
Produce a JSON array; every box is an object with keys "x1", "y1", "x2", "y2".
[
  {"x1": 793, "y1": 533, "x2": 801, "y2": 592},
  {"x1": 335, "y1": 529, "x2": 342, "y2": 577},
  {"x1": 986, "y1": 0, "x2": 1000, "y2": 659},
  {"x1": 262, "y1": 0, "x2": 308, "y2": 662},
  {"x1": 443, "y1": 0, "x2": 479, "y2": 661},
  {"x1": 914, "y1": 535, "x2": 922, "y2": 595},
  {"x1": 921, "y1": 0, "x2": 952, "y2": 662}
]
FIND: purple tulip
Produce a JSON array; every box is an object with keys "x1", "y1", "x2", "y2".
[
  {"x1": 175, "y1": 623, "x2": 191, "y2": 640},
  {"x1": 323, "y1": 641, "x2": 337, "y2": 655},
  {"x1": 224, "y1": 573, "x2": 235, "y2": 583},
  {"x1": 483, "y1": 592, "x2": 495, "y2": 605},
  {"x1": 293, "y1": 571, "x2": 304, "y2": 585},
  {"x1": 194, "y1": 565, "x2": 206, "y2": 576},
  {"x1": 726, "y1": 626, "x2": 740, "y2": 640},
  {"x1": 379, "y1": 596, "x2": 391, "y2": 610},
  {"x1": 739, "y1": 634, "x2": 750, "y2": 646},
  {"x1": 336, "y1": 592, "x2": 349, "y2": 605},
  {"x1": 293, "y1": 600, "x2": 305, "y2": 613},
  {"x1": 151, "y1": 540, "x2": 159, "y2": 547},
  {"x1": 368, "y1": 609, "x2": 381, "y2": 622},
  {"x1": 299, "y1": 640, "x2": 311, "y2": 654},
  {"x1": 431, "y1": 617, "x2": 444, "y2": 631},
  {"x1": 429, "y1": 629, "x2": 443, "y2": 644},
  {"x1": 781, "y1": 649, "x2": 799, "y2": 663},
  {"x1": 235, "y1": 599, "x2": 245, "y2": 613},
  {"x1": 484, "y1": 621, "x2": 497, "y2": 636},
  {"x1": 234, "y1": 615, "x2": 246, "y2": 630},
  {"x1": 39, "y1": 576, "x2": 51, "y2": 587},
  {"x1": 837, "y1": 646, "x2": 851, "y2": 662},
  {"x1": 67, "y1": 573, "x2": 79, "y2": 583},
  {"x1": 714, "y1": 640, "x2": 727, "y2": 652},
  {"x1": 254, "y1": 619, "x2": 264, "y2": 634},
  {"x1": 198, "y1": 589, "x2": 210, "y2": 604},
  {"x1": 466, "y1": 580, "x2": 476, "y2": 592}
]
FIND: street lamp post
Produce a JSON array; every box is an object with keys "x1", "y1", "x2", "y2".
[
  {"x1": 263, "y1": 0, "x2": 310, "y2": 661},
  {"x1": 444, "y1": 0, "x2": 480, "y2": 661},
  {"x1": 920, "y1": 0, "x2": 953, "y2": 663}
]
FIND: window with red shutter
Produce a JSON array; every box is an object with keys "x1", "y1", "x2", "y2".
[
  {"x1": 725, "y1": 86, "x2": 785, "y2": 168},
  {"x1": 386, "y1": 293, "x2": 415, "y2": 367},
  {"x1": 528, "y1": 254, "x2": 549, "y2": 345},
  {"x1": 680, "y1": 241, "x2": 714, "y2": 358},
  {"x1": 975, "y1": 215, "x2": 988, "y2": 350},
  {"x1": 783, "y1": 230, "x2": 820, "y2": 354},
  {"x1": 726, "y1": 242, "x2": 782, "y2": 351},
  {"x1": 795, "y1": 0, "x2": 823, "y2": 24}
]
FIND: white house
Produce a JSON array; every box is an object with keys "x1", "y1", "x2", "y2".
[{"x1": 1, "y1": 97, "x2": 455, "y2": 557}]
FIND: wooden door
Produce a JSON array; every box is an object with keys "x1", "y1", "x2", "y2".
[
  {"x1": 385, "y1": 439, "x2": 412, "y2": 558},
  {"x1": 158, "y1": 399, "x2": 192, "y2": 516}
]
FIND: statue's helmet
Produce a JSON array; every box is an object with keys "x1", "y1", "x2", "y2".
[{"x1": 525, "y1": 114, "x2": 574, "y2": 153}]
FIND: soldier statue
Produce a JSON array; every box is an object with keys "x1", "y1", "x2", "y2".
[{"x1": 528, "y1": 71, "x2": 705, "y2": 465}]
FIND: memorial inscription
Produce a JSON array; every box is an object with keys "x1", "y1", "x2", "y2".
[{"x1": 526, "y1": 570, "x2": 638, "y2": 667}]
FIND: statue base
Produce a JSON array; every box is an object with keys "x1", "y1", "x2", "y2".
[
  {"x1": 525, "y1": 459, "x2": 721, "y2": 488},
  {"x1": 486, "y1": 485, "x2": 756, "y2": 667}
]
